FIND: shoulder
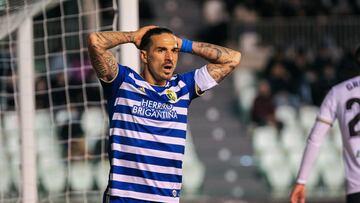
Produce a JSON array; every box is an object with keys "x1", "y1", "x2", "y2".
[{"x1": 327, "y1": 76, "x2": 360, "y2": 96}]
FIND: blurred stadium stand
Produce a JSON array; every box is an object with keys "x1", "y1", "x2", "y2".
[{"x1": 2, "y1": 0, "x2": 360, "y2": 202}]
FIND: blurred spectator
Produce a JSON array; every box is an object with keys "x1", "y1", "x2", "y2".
[
  {"x1": 49, "y1": 54, "x2": 65, "y2": 71},
  {"x1": 311, "y1": 62, "x2": 338, "y2": 106},
  {"x1": 290, "y1": 47, "x2": 313, "y2": 104},
  {"x1": 51, "y1": 72, "x2": 67, "y2": 106},
  {"x1": 197, "y1": 0, "x2": 229, "y2": 45},
  {"x1": 58, "y1": 106, "x2": 86, "y2": 159},
  {"x1": 5, "y1": 76, "x2": 15, "y2": 111},
  {"x1": 0, "y1": 49, "x2": 16, "y2": 111},
  {"x1": 35, "y1": 77, "x2": 50, "y2": 109},
  {"x1": 251, "y1": 80, "x2": 281, "y2": 130},
  {"x1": 139, "y1": 0, "x2": 155, "y2": 20},
  {"x1": 312, "y1": 45, "x2": 332, "y2": 76},
  {"x1": 337, "y1": 48, "x2": 360, "y2": 82}
]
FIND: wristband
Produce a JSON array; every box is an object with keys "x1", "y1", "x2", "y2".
[{"x1": 180, "y1": 39, "x2": 193, "y2": 53}]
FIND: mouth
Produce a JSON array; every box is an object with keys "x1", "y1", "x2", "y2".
[
  {"x1": 162, "y1": 62, "x2": 174, "y2": 73},
  {"x1": 164, "y1": 65, "x2": 173, "y2": 70}
]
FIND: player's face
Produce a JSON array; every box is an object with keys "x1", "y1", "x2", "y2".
[{"x1": 141, "y1": 33, "x2": 179, "y2": 85}]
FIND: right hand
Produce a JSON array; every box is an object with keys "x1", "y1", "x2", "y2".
[
  {"x1": 290, "y1": 183, "x2": 306, "y2": 203},
  {"x1": 133, "y1": 25, "x2": 158, "y2": 48}
]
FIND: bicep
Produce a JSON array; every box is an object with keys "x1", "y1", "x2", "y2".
[
  {"x1": 88, "y1": 40, "x2": 118, "y2": 82},
  {"x1": 206, "y1": 63, "x2": 236, "y2": 83}
]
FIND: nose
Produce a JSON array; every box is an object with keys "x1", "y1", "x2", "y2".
[{"x1": 165, "y1": 51, "x2": 173, "y2": 60}]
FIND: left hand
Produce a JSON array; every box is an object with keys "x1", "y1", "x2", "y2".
[{"x1": 176, "y1": 37, "x2": 182, "y2": 50}]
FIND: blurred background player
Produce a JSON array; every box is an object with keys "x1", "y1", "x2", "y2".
[{"x1": 290, "y1": 47, "x2": 360, "y2": 203}]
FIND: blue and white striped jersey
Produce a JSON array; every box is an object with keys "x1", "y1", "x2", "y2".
[{"x1": 100, "y1": 64, "x2": 201, "y2": 203}]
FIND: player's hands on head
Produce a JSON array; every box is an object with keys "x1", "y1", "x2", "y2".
[
  {"x1": 133, "y1": 25, "x2": 158, "y2": 48},
  {"x1": 176, "y1": 37, "x2": 182, "y2": 50},
  {"x1": 290, "y1": 183, "x2": 305, "y2": 203}
]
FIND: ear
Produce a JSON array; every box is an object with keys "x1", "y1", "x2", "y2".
[{"x1": 140, "y1": 50, "x2": 148, "y2": 64}]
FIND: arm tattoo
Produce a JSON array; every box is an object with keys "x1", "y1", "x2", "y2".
[
  {"x1": 207, "y1": 64, "x2": 236, "y2": 83},
  {"x1": 87, "y1": 31, "x2": 133, "y2": 81},
  {"x1": 193, "y1": 41, "x2": 241, "y2": 83}
]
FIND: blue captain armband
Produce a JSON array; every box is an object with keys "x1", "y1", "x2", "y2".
[{"x1": 180, "y1": 39, "x2": 193, "y2": 53}]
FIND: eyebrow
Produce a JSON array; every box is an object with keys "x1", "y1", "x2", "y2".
[{"x1": 155, "y1": 46, "x2": 179, "y2": 50}]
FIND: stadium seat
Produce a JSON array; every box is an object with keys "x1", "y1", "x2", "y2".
[
  {"x1": 81, "y1": 107, "x2": 105, "y2": 138},
  {"x1": 258, "y1": 147, "x2": 286, "y2": 173},
  {"x1": 233, "y1": 66, "x2": 256, "y2": 96},
  {"x1": 55, "y1": 109, "x2": 70, "y2": 126},
  {"x1": 182, "y1": 130, "x2": 205, "y2": 195},
  {"x1": 0, "y1": 147, "x2": 11, "y2": 193},
  {"x1": 280, "y1": 126, "x2": 305, "y2": 153},
  {"x1": 10, "y1": 155, "x2": 21, "y2": 191},
  {"x1": 262, "y1": 149, "x2": 292, "y2": 195},
  {"x1": 275, "y1": 105, "x2": 297, "y2": 128},
  {"x1": 287, "y1": 151, "x2": 304, "y2": 177},
  {"x1": 35, "y1": 110, "x2": 62, "y2": 159},
  {"x1": 299, "y1": 105, "x2": 319, "y2": 135},
  {"x1": 233, "y1": 68, "x2": 257, "y2": 112},
  {"x1": 237, "y1": 88, "x2": 257, "y2": 117},
  {"x1": 39, "y1": 158, "x2": 66, "y2": 193},
  {"x1": 322, "y1": 155, "x2": 344, "y2": 194},
  {"x1": 37, "y1": 134, "x2": 62, "y2": 160},
  {"x1": 3, "y1": 111, "x2": 21, "y2": 190},
  {"x1": 305, "y1": 165, "x2": 322, "y2": 195},
  {"x1": 35, "y1": 109, "x2": 52, "y2": 131},
  {"x1": 94, "y1": 159, "x2": 110, "y2": 190},
  {"x1": 252, "y1": 125, "x2": 278, "y2": 155},
  {"x1": 69, "y1": 161, "x2": 94, "y2": 190},
  {"x1": 81, "y1": 107, "x2": 106, "y2": 151},
  {"x1": 317, "y1": 139, "x2": 337, "y2": 169},
  {"x1": 3, "y1": 111, "x2": 20, "y2": 157}
]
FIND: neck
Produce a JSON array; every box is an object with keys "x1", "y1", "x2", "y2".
[{"x1": 141, "y1": 69, "x2": 167, "y2": 86}]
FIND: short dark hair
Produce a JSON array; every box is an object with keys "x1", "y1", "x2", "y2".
[{"x1": 139, "y1": 27, "x2": 174, "y2": 50}]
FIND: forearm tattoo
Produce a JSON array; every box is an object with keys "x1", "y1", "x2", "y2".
[
  {"x1": 88, "y1": 31, "x2": 133, "y2": 81},
  {"x1": 193, "y1": 42, "x2": 241, "y2": 83}
]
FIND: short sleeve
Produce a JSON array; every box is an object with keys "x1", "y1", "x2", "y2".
[
  {"x1": 194, "y1": 65, "x2": 218, "y2": 91},
  {"x1": 317, "y1": 88, "x2": 337, "y2": 123},
  {"x1": 178, "y1": 70, "x2": 198, "y2": 100},
  {"x1": 100, "y1": 64, "x2": 127, "y2": 100}
]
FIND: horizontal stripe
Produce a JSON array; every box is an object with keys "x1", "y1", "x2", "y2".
[
  {"x1": 110, "y1": 181, "x2": 177, "y2": 198},
  {"x1": 113, "y1": 104, "x2": 188, "y2": 123},
  {"x1": 113, "y1": 113, "x2": 187, "y2": 131},
  {"x1": 112, "y1": 158, "x2": 182, "y2": 176},
  {"x1": 176, "y1": 92, "x2": 190, "y2": 101},
  {"x1": 112, "y1": 143, "x2": 184, "y2": 161},
  {"x1": 111, "y1": 173, "x2": 182, "y2": 189},
  {"x1": 111, "y1": 135, "x2": 185, "y2": 154},
  {"x1": 115, "y1": 97, "x2": 188, "y2": 115},
  {"x1": 110, "y1": 128, "x2": 186, "y2": 146},
  {"x1": 119, "y1": 81, "x2": 147, "y2": 96},
  {"x1": 128, "y1": 73, "x2": 157, "y2": 92},
  {"x1": 159, "y1": 81, "x2": 186, "y2": 96},
  {"x1": 109, "y1": 188, "x2": 179, "y2": 203},
  {"x1": 111, "y1": 120, "x2": 186, "y2": 139},
  {"x1": 112, "y1": 151, "x2": 182, "y2": 168},
  {"x1": 111, "y1": 165, "x2": 181, "y2": 183},
  {"x1": 117, "y1": 86, "x2": 190, "y2": 108}
]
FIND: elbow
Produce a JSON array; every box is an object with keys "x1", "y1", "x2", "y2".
[
  {"x1": 87, "y1": 32, "x2": 103, "y2": 50},
  {"x1": 87, "y1": 32, "x2": 97, "y2": 46},
  {"x1": 232, "y1": 51, "x2": 241, "y2": 67},
  {"x1": 227, "y1": 51, "x2": 241, "y2": 68}
]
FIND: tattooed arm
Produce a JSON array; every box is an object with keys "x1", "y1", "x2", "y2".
[
  {"x1": 184, "y1": 41, "x2": 241, "y2": 83},
  {"x1": 87, "y1": 25, "x2": 156, "y2": 82}
]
